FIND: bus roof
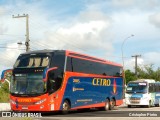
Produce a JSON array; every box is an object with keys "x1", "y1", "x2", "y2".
[
  {"x1": 20, "y1": 49, "x2": 61, "y2": 54},
  {"x1": 20, "y1": 49, "x2": 122, "y2": 67},
  {"x1": 66, "y1": 50, "x2": 122, "y2": 67},
  {"x1": 129, "y1": 79, "x2": 155, "y2": 83}
]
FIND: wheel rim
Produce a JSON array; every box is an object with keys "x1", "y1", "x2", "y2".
[
  {"x1": 105, "y1": 100, "x2": 109, "y2": 110},
  {"x1": 149, "y1": 101, "x2": 151, "y2": 107},
  {"x1": 110, "y1": 100, "x2": 115, "y2": 109},
  {"x1": 63, "y1": 101, "x2": 69, "y2": 111}
]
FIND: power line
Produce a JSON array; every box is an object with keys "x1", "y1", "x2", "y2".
[
  {"x1": 0, "y1": 46, "x2": 25, "y2": 50},
  {"x1": 0, "y1": 34, "x2": 24, "y2": 37}
]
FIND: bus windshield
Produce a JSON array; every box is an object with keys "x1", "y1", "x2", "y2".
[
  {"x1": 14, "y1": 54, "x2": 50, "y2": 68},
  {"x1": 10, "y1": 73, "x2": 47, "y2": 96},
  {"x1": 126, "y1": 82, "x2": 147, "y2": 93}
]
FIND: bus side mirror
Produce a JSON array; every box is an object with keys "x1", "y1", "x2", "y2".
[
  {"x1": 43, "y1": 67, "x2": 58, "y2": 81},
  {"x1": 1, "y1": 69, "x2": 13, "y2": 83}
]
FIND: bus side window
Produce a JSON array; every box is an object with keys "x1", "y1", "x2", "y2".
[
  {"x1": 48, "y1": 71, "x2": 55, "y2": 93},
  {"x1": 149, "y1": 83, "x2": 155, "y2": 93},
  {"x1": 155, "y1": 83, "x2": 160, "y2": 92},
  {"x1": 48, "y1": 69, "x2": 63, "y2": 94}
]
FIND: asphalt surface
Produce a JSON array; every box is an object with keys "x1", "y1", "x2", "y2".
[
  {"x1": 0, "y1": 103, "x2": 160, "y2": 120},
  {"x1": 3, "y1": 106, "x2": 160, "y2": 117}
]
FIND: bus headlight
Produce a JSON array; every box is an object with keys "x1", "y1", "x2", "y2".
[{"x1": 35, "y1": 99, "x2": 46, "y2": 105}]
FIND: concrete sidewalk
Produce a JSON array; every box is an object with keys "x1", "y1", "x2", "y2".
[{"x1": 0, "y1": 103, "x2": 11, "y2": 111}]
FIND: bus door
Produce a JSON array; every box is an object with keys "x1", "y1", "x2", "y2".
[
  {"x1": 46, "y1": 67, "x2": 63, "y2": 101},
  {"x1": 154, "y1": 83, "x2": 160, "y2": 107},
  {"x1": 149, "y1": 83, "x2": 156, "y2": 106}
]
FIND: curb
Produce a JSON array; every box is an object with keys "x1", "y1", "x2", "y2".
[{"x1": 0, "y1": 103, "x2": 11, "y2": 111}]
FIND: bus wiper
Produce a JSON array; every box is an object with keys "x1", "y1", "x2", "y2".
[
  {"x1": 11, "y1": 93, "x2": 29, "y2": 97},
  {"x1": 29, "y1": 92, "x2": 43, "y2": 95},
  {"x1": 19, "y1": 94, "x2": 29, "y2": 97}
]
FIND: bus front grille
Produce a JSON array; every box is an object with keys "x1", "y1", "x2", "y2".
[{"x1": 130, "y1": 98, "x2": 140, "y2": 103}]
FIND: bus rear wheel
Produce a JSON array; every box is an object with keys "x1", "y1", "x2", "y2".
[
  {"x1": 155, "y1": 104, "x2": 159, "y2": 107},
  {"x1": 62, "y1": 100, "x2": 70, "y2": 113},
  {"x1": 109, "y1": 99, "x2": 115, "y2": 110},
  {"x1": 146, "y1": 100, "x2": 151, "y2": 108},
  {"x1": 104, "y1": 99, "x2": 110, "y2": 111}
]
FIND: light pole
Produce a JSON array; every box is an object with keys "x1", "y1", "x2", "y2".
[
  {"x1": 121, "y1": 34, "x2": 134, "y2": 86},
  {"x1": 13, "y1": 14, "x2": 30, "y2": 52}
]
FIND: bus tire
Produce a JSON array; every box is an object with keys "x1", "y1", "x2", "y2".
[
  {"x1": 62, "y1": 100, "x2": 70, "y2": 113},
  {"x1": 155, "y1": 104, "x2": 159, "y2": 107},
  {"x1": 104, "y1": 99, "x2": 110, "y2": 111},
  {"x1": 155, "y1": 102, "x2": 160, "y2": 107},
  {"x1": 147, "y1": 100, "x2": 151, "y2": 108},
  {"x1": 109, "y1": 99, "x2": 115, "y2": 110}
]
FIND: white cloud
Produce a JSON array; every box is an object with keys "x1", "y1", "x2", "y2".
[
  {"x1": 32, "y1": 8, "x2": 115, "y2": 58},
  {"x1": 143, "y1": 52, "x2": 160, "y2": 66},
  {"x1": 125, "y1": 58, "x2": 144, "y2": 71},
  {"x1": 40, "y1": 19, "x2": 114, "y2": 57},
  {"x1": 0, "y1": 6, "x2": 7, "y2": 16},
  {"x1": 58, "y1": 21, "x2": 107, "y2": 35},
  {"x1": 0, "y1": 43, "x2": 23, "y2": 73},
  {"x1": 112, "y1": 0, "x2": 160, "y2": 10},
  {"x1": 112, "y1": 0, "x2": 134, "y2": 7},
  {"x1": 1, "y1": 0, "x2": 160, "y2": 74},
  {"x1": 149, "y1": 13, "x2": 160, "y2": 28},
  {"x1": 125, "y1": 52, "x2": 160, "y2": 71}
]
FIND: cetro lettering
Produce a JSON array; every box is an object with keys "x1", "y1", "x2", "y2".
[{"x1": 92, "y1": 78, "x2": 111, "y2": 86}]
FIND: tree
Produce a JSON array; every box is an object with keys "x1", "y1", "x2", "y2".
[
  {"x1": 125, "y1": 64, "x2": 160, "y2": 84},
  {"x1": 0, "y1": 69, "x2": 12, "y2": 102},
  {"x1": 125, "y1": 69, "x2": 137, "y2": 84},
  {"x1": 0, "y1": 82, "x2": 10, "y2": 102}
]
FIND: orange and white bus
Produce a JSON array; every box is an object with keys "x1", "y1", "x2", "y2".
[{"x1": 1, "y1": 50, "x2": 124, "y2": 112}]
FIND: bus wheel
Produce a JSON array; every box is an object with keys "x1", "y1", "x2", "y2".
[
  {"x1": 104, "y1": 99, "x2": 110, "y2": 111},
  {"x1": 62, "y1": 100, "x2": 70, "y2": 113},
  {"x1": 155, "y1": 101, "x2": 160, "y2": 107},
  {"x1": 110, "y1": 99, "x2": 115, "y2": 110},
  {"x1": 147, "y1": 100, "x2": 151, "y2": 108},
  {"x1": 155, "y1": 104, "x2": 159, "y2": 107}
]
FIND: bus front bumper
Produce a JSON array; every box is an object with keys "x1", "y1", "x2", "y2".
[{"x1": 125, "y1": 97, "x2": 149, "y2": 106}]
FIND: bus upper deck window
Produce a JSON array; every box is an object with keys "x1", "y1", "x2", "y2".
[
  {"x1": 34, "y1": 58, "x2": 41, "y2": 67},
  {"x1": 27, "y1": 58, "x2": 34, "y2": 67},
  {"x1": 27, "y1": 58, "x2": 41, "y2": 67},
  {"x1": 42, "y1": 57, "x2": 49, "y2": 66}
]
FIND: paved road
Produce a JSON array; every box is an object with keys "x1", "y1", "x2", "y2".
[
  {"x1": 1, "y1": 105, "x2": 160, "y2": 120},
  {"x1": 40, "y1": 105, "x2": 160, "y2": 117}
]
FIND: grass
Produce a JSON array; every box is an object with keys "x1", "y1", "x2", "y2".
[{"x1": 0, "y1": 82, "x2": 10, "y2": 103}]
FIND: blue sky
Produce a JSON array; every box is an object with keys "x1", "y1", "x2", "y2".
[{"x1": 0, "y1": 0, "x2": 160, "y2": 73}]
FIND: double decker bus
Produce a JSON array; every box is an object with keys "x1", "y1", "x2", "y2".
[
  {"x1": 1, "y1": 50, "x2": 124, "y2": 112},
  {"x1": 125, "y1": 79, "x2": 160, "y2": 108}
]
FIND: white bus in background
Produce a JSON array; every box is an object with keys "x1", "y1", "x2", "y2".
[{"x1": 125, "y1": 79, "x2": 160, "y2": 108}]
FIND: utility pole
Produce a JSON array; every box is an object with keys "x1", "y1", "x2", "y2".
[
  {"x1": 12, "y1": 14, "x2": 30, "y2": 52},
  {"x1": 132, "y1": 54, "x2": 141, "y2": 77}
]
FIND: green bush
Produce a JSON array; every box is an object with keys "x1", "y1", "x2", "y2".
[{"x1": 0, "y1": 82, "x2": 10, "y2": 102}]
